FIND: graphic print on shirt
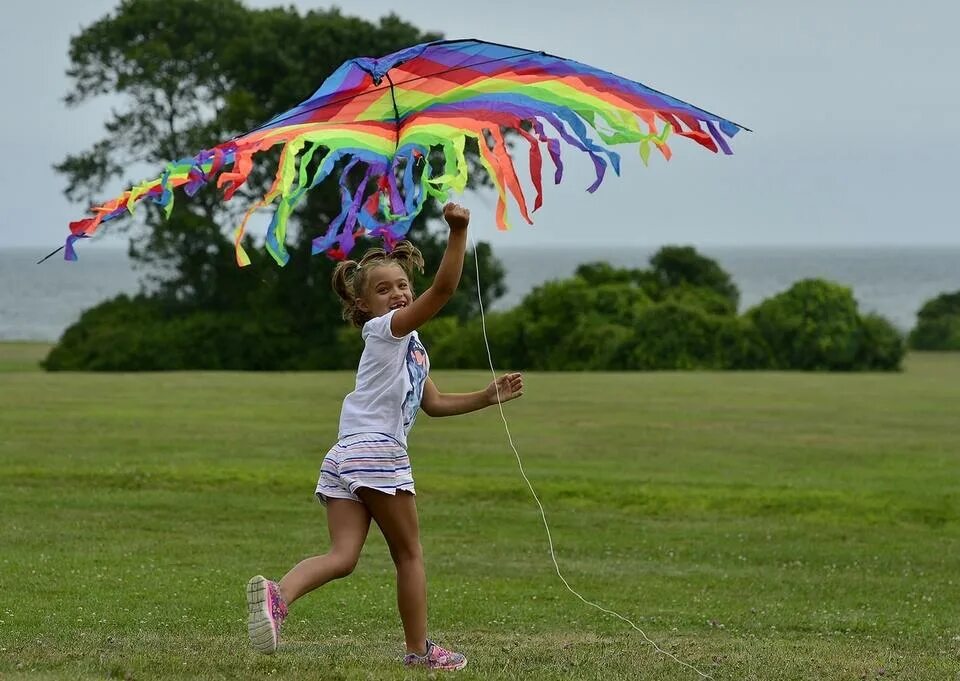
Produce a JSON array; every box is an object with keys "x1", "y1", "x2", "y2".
[{"x1": 402, "y1": 335, "x2": 429, "y2": 432}]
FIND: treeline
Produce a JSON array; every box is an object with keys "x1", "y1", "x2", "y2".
[
  {"x1": 423, "y1": 246, "x2": 904, "y2": 371},
  {"x1": 45, "y1": 246, "x2": 908, "y2": 372}
]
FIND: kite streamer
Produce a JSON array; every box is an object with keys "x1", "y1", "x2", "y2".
[{"x1": 62, "y1": 38, "x2": 747, "y2": 264}]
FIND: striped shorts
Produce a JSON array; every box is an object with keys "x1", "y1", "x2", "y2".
[{"x1": 315, "y1": 433, "x2": 416, "y2": 505}]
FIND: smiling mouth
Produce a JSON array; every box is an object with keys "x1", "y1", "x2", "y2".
[{"x1": 389, "y1": 301, "x2": 407, "y2": 310}]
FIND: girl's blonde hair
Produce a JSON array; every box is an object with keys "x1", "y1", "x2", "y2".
[{"x1": 331, "y1": 240, "x2": 425, "y2": 327}]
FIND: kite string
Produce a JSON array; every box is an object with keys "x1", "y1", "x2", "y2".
[{"x1": 469, "y1": 236, "x2": 712, "y2": 680}]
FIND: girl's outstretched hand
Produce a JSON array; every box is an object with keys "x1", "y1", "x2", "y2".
[
  {"x1": 443, "y1": 203, "x2": 470, "y2": 232},
  {"x1": 485, "y1": 372, "x2": 524, "y2": 405}
]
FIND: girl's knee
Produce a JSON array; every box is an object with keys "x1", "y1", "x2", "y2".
[
  {"x1": 390, "y1": 541, "x2": 423, "y2": 566},
  {"x1": 329, "y1": 552, "x2": 360, "y2": 579}
]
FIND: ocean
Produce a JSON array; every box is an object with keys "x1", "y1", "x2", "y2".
[{"x1": 2, "y1": 245, "x2": 958, "y2": 341}]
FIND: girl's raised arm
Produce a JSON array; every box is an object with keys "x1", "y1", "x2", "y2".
[{"x1": 390, "y1": 203, "x2": 469, "y2": 338}]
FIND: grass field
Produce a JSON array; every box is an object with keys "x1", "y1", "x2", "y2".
[{"x1": 2, "y1": 343, "x2": 959, "y2": 680}]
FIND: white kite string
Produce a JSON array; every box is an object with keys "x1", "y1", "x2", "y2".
[{"x1": 470, "y1": 237, "x2": 712, "y2": 680}]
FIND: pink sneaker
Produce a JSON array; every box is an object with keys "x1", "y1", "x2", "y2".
[
  {"x1": 246, "y1": 575, "x2": 287, "y2": 654},
  {"x1": 403, "y1": 640, "x2": 468, "y2": 671}
]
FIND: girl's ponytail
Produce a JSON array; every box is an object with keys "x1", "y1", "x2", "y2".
[
  {"x1": 386, "y1": 240, "x2": 425, "y2": 277},
  {"x1": 332, "y1": 260, "x2": 366, "y2": 327}
]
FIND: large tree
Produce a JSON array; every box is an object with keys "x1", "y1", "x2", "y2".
[{"x1": 53, "y1": 0, "x2": 505, "y2": 369}]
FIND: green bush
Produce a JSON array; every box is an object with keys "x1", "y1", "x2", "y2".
[
  {"x1": 424, "y1": 311, "x2": 527, "y2": 370},
  {"x1": 910, "y1": 316, "x2": 960, "y2": 351},
  {"x1": 715, "y1": 316, "x2": 775, "y2": 370},
  {"x1": 427, "y1": 268, "x2": 895, "y2": 373},
  {"x1": 44, "y1": 295, "x2": 164, "y2": 371},
  {"x1": 662, "y1": 284, "x2": 738, "y2": 316},
  {"x1": 544, "y1": 315, "x2": 635, "y2": 371},
  {"x1": 421, "y1": 316, "x2": 476, "y2": 369},
  {"x1": 44, "y1": 295, "x2": 308, "y2": 371},
  {"x1": 627, "y1": 302, "x2": 770, "y2": 370},
  {"x1": 747, "y1": 279, "x2": 903, "y2": 371},
  {"x1": 909, "y1": 291, "x2": 960, "y2": 350},
  {"x1": 857, "y1": 314, "x2": 906, "y2": 370},
  {"x1": 916, "y1": 290, "x2": 960, "y2": 321},
  {"x1": 649, "y1": 246, "x2": 740, "y2": 310},
  {"x1": 517, "y1": 279, "x2": 651, "y2": 368},
  {"x1": 574, "y1": 262, "x2": 641, "y2": 287},
  {"x1": 333, "y1": 325, "x2": 365, "y2": 369}
]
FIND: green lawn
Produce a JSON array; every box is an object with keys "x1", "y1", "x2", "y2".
[
  {"x1": 0, "y1": 342, "x2": 51, "y2": 372},
  {"x1": 2, "y1": 344, "x2": 959, "y2": 680}
]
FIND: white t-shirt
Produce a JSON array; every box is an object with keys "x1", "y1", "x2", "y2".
[{"x1": 338, "y1": 309, "x2": 430, "y2": 448}]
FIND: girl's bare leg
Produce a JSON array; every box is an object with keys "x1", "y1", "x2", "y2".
[
  {"x1": 278, "y1": 498, "x2": 371, "y2": 605},
  {"x1": 356, "y1": 489, "x2": 427, "y2": 654}
]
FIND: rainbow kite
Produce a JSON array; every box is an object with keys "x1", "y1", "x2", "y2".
[{"x1": 62, "y1": 39, "x2": 748, "y2": 264}]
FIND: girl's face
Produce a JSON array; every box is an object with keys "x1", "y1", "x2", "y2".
[{"x1": 359, "y1": 263, "x2": 414, "y2": 318}]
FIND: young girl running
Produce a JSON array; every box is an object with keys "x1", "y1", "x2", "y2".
[{"x1": 246, "y1": 203, "x2": 524, "y2": 670}]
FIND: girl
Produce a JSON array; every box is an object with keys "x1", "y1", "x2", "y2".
[{"x1": 246, "y1": 203, "x2": 524, "y2": 671}]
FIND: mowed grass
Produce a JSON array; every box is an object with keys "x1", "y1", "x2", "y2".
[
  {"x1": 0, "y1": 342, "x2": 51, "y2": 372},
  {"x1": 1, "y1": 343, "x2": 959, "y2": 680}
]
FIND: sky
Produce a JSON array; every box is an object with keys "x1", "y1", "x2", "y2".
[{"x1": 1, "y1": 0, "x2": 958, "y2": 251}]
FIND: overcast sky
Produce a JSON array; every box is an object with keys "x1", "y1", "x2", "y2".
[{"x1": 2, "y1": 0, "x2": 957, "y2": 251}]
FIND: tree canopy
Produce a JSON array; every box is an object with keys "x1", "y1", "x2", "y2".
[
  {"x1": 53, "y1": 0, "x2": 505, "y2": 370},
  {"x1": 910, "y1": 290, "x2": 960, "y2": 351}
]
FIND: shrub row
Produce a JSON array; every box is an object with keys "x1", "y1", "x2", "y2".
[
  {"x1": 44, "y1": 248, "x2": 907, "y2": 371},
  {"x1": 424, "y1": 277, "x2": 903, "y2": 371}
]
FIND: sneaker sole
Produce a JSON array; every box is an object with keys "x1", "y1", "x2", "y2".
[
  {"x1": 404, "y1": 656, "x2": 468, "y2": 671},
  {"x1": 446, "y1": 658, "x2": 468, "y2": 671},
  {"x1": 246, "y1": 575, "x2": 278, "y2": 654}
]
